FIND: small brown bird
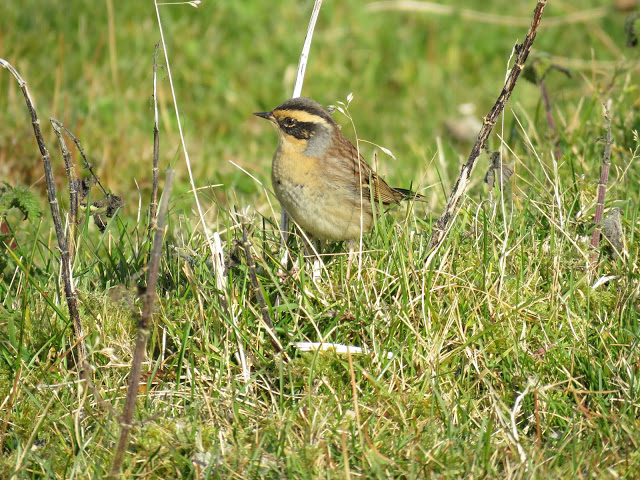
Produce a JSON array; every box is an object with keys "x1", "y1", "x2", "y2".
[{"x1": 255, "y1": 97, "x2": 422, "y2": 242}]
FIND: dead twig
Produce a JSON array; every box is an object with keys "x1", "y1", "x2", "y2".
[
  {"x1": 50, "y1": 118, "x2": 123, "y2": 233},
  {"x1": 425, "y1": 0, "x2": 547, "y2": 266},
  {"x1": 149, "y1": 43, "x2": 161, "y2": 236},
  {"x1": 50, "y1": 119, "x2": 79, "y2": 257},
  {"x1": 522, "y1": 58, "x2": 572, "y2": 160},
  {"x1": 109, "y1": 170, "x2": 174, "y2": 476},
  {"x1": 0, "y1": 58, "x2": 87, "y2": 368},
  {"x1": 52, "y1": 120, "x2": 109, "y2": 196},
  {"x1": 539, "y1": 80, "x2": 563, "y2": 160}
]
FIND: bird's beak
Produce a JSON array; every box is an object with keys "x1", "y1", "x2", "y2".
[{"x1": 254, "y1": 111, "x2": 275, "y2": 122}]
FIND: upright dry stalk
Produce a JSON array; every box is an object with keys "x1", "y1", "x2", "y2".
[
  {"x1": 0, "y1": 58, "x2": 86, "y2": 368},
  {"x1": 109, "y1": 170, "x2": 174, "y2": 476},
  {"x1": 154, "y1": 1, "x2": 223, "y2": 276},
  {"x1": 425, "y1": 0, "x2": 547, "y2": 267},
  {"x1": 50, "y1": 120, "x2": 111, "y2": 197},
  {"x1": 528, "y1": 61, "x2": 570, "y2": 161},
  {"x1": 539, "y1": 80, "x2": 563, "y2": 160},
  {"x1": 50, "y1": 118, "x2": 79, "y2": 258},
  {"x1": 589, "y1": 103, "x2": 613, "y2": 268},
  {"x1": 292, "y1": 0, "x2": 323, "y2": 99},
  {"x1": 148, "y1": 44, "x2": 161, "y2": 233},
  {"x1": 279, "y1": 0, "x2": 324, "y2": 246}
]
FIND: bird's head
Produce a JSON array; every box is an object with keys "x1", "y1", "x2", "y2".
[{"x1": 254, "y1": 97, "x2": 335, "y2": 157}]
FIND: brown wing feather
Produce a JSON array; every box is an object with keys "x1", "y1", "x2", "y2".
[{"x1": 342, "y1": 135, "x2": 422, "y2": 205}]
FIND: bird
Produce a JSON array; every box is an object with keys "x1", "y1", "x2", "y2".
[{"x1": 254, "y1": 97, "x2": 423, "y2": 242}]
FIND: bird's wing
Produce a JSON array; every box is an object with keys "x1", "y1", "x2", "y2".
[{"x1": 344, "y1": 139, "x2": 416, "y2": 205}]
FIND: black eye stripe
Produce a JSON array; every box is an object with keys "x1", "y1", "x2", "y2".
[
  {"x1": 281, "y1": 120, "x2": 316, "y2": 139},
  {"x1": 276, "y1": 98, "x2": 335, "y2": 125}
]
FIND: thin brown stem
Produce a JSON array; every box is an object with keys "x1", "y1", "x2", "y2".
[
  {"x1": 54, "y1": 123, "x2": 108, "y2": 196},
  {"x1": 50, "y1": 118, "x2": 79, "y2": 258},
  {"x1": 149, "y1": 43, "x2": 161, "y2": 235},
  {"x1": 540, "y1": 80, "x2": 562, "y2": 160},
  {"x1": 534, "y1": 389, "x2": 542, "y2": 448},
  {"x1": 0, "y1": 58, "x2": 86, "y2": 368},
  {"x1": 589, "y1": 103, "x2": 613, "y2": 268},
  {"x1": 425, "y1": 0, "x2": 547, "y2": 265},
  {"x1": 109, "y1": 170, "x2": 174, "y2": 476}
]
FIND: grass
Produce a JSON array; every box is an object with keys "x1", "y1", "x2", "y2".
[{"x1": 1, "y1": 0, "x2": 640, "y2": 478}]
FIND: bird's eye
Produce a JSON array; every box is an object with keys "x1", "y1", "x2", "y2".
[{"x1": 283, "y1": 117, "x2": 297, "y2": 128}]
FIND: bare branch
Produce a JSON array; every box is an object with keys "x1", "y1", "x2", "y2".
[
  {"x1": 50, "y1": 118, "x2": 79, "y2": 257},
  {"x1": 0, "y1": 58, "x2": 86, "y2": 368},
  {"x1": 110, "y1": 170, "x2": 174, "y2": 476},
  {"x1": 425, "y1": 0, "x2": 547, "y2": 266}
]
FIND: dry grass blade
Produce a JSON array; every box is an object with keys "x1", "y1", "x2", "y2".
[
  {"x1": 154, "y1": 0, "x2": 221, "y2": 278},
  {"x1": 292, "y1": 0, "x2": 324, "y2": 99},
  {"x1": 278, "y1": 0, "x2": 324, "y2": 255}
]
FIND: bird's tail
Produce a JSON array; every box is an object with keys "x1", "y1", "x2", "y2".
[{"x1": 392, "y1": 187, "x2": 426, "y2": 202}]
